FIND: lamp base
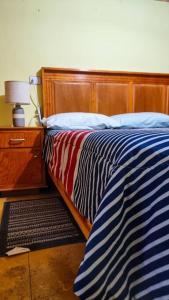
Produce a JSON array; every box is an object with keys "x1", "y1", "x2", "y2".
[{"x1": 12, "y1": 104, "x2": 25, "y2": 127}]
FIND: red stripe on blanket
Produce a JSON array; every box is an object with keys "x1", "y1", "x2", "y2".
[
  {"x1": 65, "y1": 131, "x2": 91, "y2": 196},
  {"x1": 50, "y1": 130, "x2": 91, "y2": 197}
]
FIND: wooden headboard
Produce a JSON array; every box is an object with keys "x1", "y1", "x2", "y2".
[{"x1": 42, "y1": 67, "x2": 169, "y2": 117}]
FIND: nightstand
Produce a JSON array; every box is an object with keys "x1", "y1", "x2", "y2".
[{"x1": 0, "y1": 127, "x2": 46, "y2": 191}]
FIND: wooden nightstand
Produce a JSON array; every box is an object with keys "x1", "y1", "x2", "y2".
[{"x1": 0, "y1": 127, "x2": 46, "y2": 191}]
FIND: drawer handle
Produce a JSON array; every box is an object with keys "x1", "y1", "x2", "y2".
[{"x1": 9, "y1": 138, "x2": 25, "y2": 144}]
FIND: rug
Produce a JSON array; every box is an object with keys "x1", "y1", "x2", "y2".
[{"x1": 0, "y1": 193, "x2": 85, "y2": 256}]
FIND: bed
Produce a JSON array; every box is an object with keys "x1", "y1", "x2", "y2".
[{"x1": 42, "y1": 67, "x2": 169, "y2": 300}]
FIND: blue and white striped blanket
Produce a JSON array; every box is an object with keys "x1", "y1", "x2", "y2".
[{"x1": 44, "y1": 128, "x2": 169, "y2": 299}]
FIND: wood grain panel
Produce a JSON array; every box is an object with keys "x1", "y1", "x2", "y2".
[
  {"x1": 0, "y1": 128, "x2": 46, "y2": 191},
  {"x1": 43, "y1": 80, "x2": 54, "y2": 118},
  {"x1": 0, "y1": 149, "x2": 43, "y2": 190},
  {"x1": 133, "y1": 84, "x2": 166, "y2": 113},
  {"x1": 167, "y1": 86, "x2": 169, "y2": 114},
  {"x1": 42, "y1": 67, "x2": 169, "y2": 118},
  {"x1": 0, "y1": 130, "x2": 41, "y2": 148},
  {"x1": 44, "y1": 81, "x2": 92, "y2": 116},
  {"x1": 96, "y1": 83, "x2": 129, "y2": 115}
]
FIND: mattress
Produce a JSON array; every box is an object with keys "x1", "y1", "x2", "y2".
[{"x1": 44, "y1": 128, "x2": 169, "y2": 300}]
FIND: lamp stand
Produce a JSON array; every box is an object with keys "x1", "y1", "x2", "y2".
[{"x1": 12, "y1": 104, "x2": 25, "y2": 127}]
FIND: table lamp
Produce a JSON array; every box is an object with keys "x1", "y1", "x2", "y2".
[{"x1": 5, "y1": 81, "x2": 30, "y2": 127}]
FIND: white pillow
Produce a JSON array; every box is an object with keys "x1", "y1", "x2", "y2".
[
  {"x1": 42, "y1": 112, "x2": 119, "y2": 130},
  {"x1": 109, "y1": 112, "x2": 169, "y2": 128}
]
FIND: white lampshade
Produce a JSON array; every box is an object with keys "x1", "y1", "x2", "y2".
[{"x1": 5, "y1": 81, "x2": 30, "y2": 105}]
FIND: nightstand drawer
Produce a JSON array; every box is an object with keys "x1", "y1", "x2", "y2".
[
  {"x1": 0, "y1": 130, "x2": 42, "y2": 148},
  {"x1": 0, "y1": 148, "x2": 44, "y2": 190},
  {"x1": 0, "y1": 127, "x2": 46, "y2": 191}
]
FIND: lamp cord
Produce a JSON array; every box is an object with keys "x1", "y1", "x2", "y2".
[{"x1": 30, "y1": 83, "x2": 42, "y2": 124}]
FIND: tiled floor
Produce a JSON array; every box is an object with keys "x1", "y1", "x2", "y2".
[{"x1": 0, "y1": 196, "x2": 85, "y2": 300}]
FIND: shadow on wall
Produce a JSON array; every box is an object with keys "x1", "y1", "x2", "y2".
[{"x1": 0, "y1": 95, "x2": 12, "y2": 126}]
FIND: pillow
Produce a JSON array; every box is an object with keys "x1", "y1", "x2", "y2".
[
  {"x1": 109, "y1": 112, "x2": 169, "y2": 128},
  {"x1": 42, "y1": 112, "x2": 119, "y2": 130}
]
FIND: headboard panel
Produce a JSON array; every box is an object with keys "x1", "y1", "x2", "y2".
[{"x1": 42, "y1": 67, "x2": 169, "y2": 117}]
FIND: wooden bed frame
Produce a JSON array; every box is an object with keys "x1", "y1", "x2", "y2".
[{"x1": 42, "y1": 67, "x2": 169, "y2": 238}]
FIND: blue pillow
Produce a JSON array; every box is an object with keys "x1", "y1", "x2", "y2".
[
  {"x1": 110, "y1": 112, "x2": 169, "y2": 128},
  {"x1": 42, "y1": 112, "x2": 119, "y2": 130}
]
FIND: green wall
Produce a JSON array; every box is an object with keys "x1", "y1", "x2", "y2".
[{"x1": 0, "y1": 0, "x2": 169, "y2": 126}]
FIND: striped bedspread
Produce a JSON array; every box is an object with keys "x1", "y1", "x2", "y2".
[{"x1": 44, "y1": 128, "x2": 169, "y2": 300}]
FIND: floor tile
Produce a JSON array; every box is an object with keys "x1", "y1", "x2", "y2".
[
  {"x1": 29, "y1": 243, "x2": 85, "y2": 300},
  {"x1": 0, "y1": 253, "x2": 31, "y2": 300}
]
